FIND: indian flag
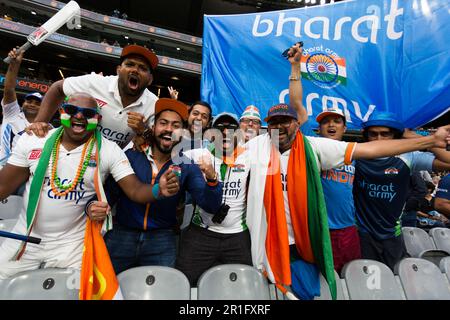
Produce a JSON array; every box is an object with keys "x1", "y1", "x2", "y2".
[{"x1": 301, "y1": 54, "x2": 347, "y2": 85}]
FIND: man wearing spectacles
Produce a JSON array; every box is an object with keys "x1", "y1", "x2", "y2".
[
  {"x1": 177, "y1": 112, "x2": 253, "y2": 286},
  {"x1": 1, "y1": 47, "x2": 44, "y2": 170},
  {"x1": 0, "y1": 93, "x2": 181, "y2": 280},
  {"x1": 239, "y1": 105, "x2": 262, "y2": 143},
  {"x1": 245, "y1": 42, "x2": 450, "y2": 299},
  {"x1": 26, "y1": 45, "x2": 159, "y2": 149}
]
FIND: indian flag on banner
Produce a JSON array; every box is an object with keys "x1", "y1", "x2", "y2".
[{"x1": 301, "y1": 54, "x2": 347, "y2": 86}]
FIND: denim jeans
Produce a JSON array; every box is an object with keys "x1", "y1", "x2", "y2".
[{"x1": 104, "y1": 225, "x2": 176, "y2": 275}]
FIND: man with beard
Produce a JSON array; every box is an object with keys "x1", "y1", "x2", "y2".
[
  {"x1": 1, "y1": 47, "x2": 44, "y2": 168},
  {"x1": 26, "y1": 45, "x2": 158, "y2": 149},
  {"x1": 245, "y1": 43, "x2": 450, "y2": 299},
  {"x1": 176, "y1": 112, "x2": 253, "y2": 286},
  {"x1": 0, "y1": 93, "x2": 180, "y2": 279},
  {"x1": 87, "y1": 98, "x2": 223, "y2": 273},
  {"x1": 239, "y1": 105, "x2": 262, "y2": 144}
]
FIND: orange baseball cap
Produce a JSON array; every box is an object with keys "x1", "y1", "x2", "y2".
[
  {"x1": 316, "y1": 108, "x2": 345, "y2": 123},
  {"x1": 155, "y1": 98, "x2": 188, "y2": 121},
  {"x1": 120, "y1": 44, "x2": 159, "y2": 71}
]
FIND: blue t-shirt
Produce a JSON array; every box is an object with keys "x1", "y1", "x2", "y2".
[
  {"x1": 321, "y1": 161, "x2": 356, "y2": 229},
  {"x1": 436, "y1": 174, "x2": 450, "y2": 200},
  {"x1": 354, "y1": 151, "x2": 434, "y2": 240}
]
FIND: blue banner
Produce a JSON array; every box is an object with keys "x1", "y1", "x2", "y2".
[{"x1": 201, "y1": 0, "x2": 450, "y2": 129}]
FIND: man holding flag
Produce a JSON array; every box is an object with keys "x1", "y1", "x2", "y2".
[
  {"x1": 0, "y1": 92, "x2": 180, "y2": 299},
  {"x1": 246, "y1": 43, "x2": 450, "y2": 300}
]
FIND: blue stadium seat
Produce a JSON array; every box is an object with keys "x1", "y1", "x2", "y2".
[
  {"x1": 341, "y1": 259, "x2": 404, "y2": 300},
  {"x1": 197, "y1": 264, "x2": 271, "y2": 300},
  {"x1": 0, "y1": 268, "x2": 79, "y2": 300},
  {"x1": 395, "y1": 258, "x2": 450, "y2": 300},
  {"x1": 0, "y1": 196, "x2": 23, "y2": 220},
  {"x1": 117, "y1": 266, "x2": 190, "y2": 300}
]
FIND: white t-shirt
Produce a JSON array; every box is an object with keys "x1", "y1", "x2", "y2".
[
  {"x1": 6, "y1": 129, "x2": 135, "y2": 245},
  {"x1": 63, "y1": 74, "x2": 157, "y2": 148},
  {"x1": 280, "y1": 136, "x2": 356, "y2": 244},
  {"x1": 0, "y1": 100, "x2": 29, "y2": 167},
  {"x1": 184, "y1": 148, "x2": 250, "y2": 234}
]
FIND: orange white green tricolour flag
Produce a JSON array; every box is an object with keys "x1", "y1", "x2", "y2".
[{"x1": 301, "y1": 54, "x2": 347, "y2": 86}]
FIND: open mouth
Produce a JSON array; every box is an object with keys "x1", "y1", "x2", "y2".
[
  {"x1": 159, "y1": 133, "x2": 174, "y2": 147},
  {"x1": 327, "y1": 128, "x2": 337, "y2": 135},
  {"x1": 71, "y1": 119, "x2": 87, "y2": 134},
  {"x1": 128, "y1": 74, "x2": 139, "y2": 91}
]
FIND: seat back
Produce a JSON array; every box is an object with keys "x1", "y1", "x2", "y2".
[
  {"x1": 440, "y1": 256, "x2": 450, "y2": 282},
  {"x1": 197, "y1": 264, "x2": 270, "y2": 300},
  {"x1": 117, "y1": 266, "x2": 190, "y2": 300},
  {"x1": 418, "y1": 250, "x2": 449, "y2": 268},
  {"x1": 0, "y1": 196, "x2": 23, "y2": 220},
  {"x1": 395, "y1": 258, "x2": 450, "y2": 300},
  {"x1": 402, "y1": 227, "x2": 435, "y2": 257},
  {"x1": 0, "y1": 268, "x2": 79, "y2": 300},
  {"x1": 341, "y1": 259, "x2": 404, "y2": 300},
  {"x1": 429, "y1": 228, "x2": 450, "y2": 254},
  {"x1": 314, "y1": 270, "x2": 346, "y2": 300}
]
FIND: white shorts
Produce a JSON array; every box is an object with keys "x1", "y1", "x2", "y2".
[{"x1": 0, "y1": 237, "x2": 84, "y2": 280}]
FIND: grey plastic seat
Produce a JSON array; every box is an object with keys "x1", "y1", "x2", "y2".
[
  {"x1": 341, "y1": 259, "x2": 404, "y2": 300},
  {"x1": 117, "y1": 266, "x2": 190, "y2": 300},
  {"x1": 0, "y1": 268, "x2": 79, "y2": 300},
  {"x1": 429, "y1": 228, "x2": 450, "y2": 254},
  {"x1": 314, "y1": 270, "x2": 345, "y2": 300},
  {"x1": 440, "y1": 256, "x2": 450, "y2": 281},
  {"x1": 0, "y1": 218, "x2": 18, "y2": 231},
  {"x1": 197, "y1": 264, "x2": 270, "y2": 300},
  {"x1": 402, "y1": 227, "x2": 436, "y2": 257},
  {"x1": 0, "y1": 196, "x2": 23, "y2": 220},
  {"x1": 395, "y1": 258, "x2": 450, "y2": 300}
]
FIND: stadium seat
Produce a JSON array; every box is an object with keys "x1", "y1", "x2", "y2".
[
  {"x1": 0, "y1": 196, "x2": 23, "y2": 220},
  {"x1": 0, "y1": 268, "x2": 79, "y2": 300},
  {"x1": 440, "y1": 257, "x2": 450, "y2": 282},
  {"x1": 314, "y1": 270, "x2": 346, "y2": 300},
  {"x1": 429, "y1": 228, "x2": 450, "y2": 254},
  {"x1": 395, "y1": 258, "x2": 450, "y2": 300},
  {"x1": 117, "y1": 266, "x2": 190, "y2": 300},
  {"x1": 341, "y1": 259, "x2": 404, "y2": 300},
  {"x1": 197, "y1": 264, "x2": 271, "y2": 300},
  {"x1": 0, "y1": 219, "x2": 19, "y2": 246},
  {"x1": 402, "y1": 227, "x2": 436, "y2": 257}
]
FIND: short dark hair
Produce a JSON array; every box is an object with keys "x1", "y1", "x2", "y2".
[{"x1": 189, "y1": 101, "x2": 212, "y2": 120}]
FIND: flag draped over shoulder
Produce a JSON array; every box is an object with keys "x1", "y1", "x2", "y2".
[
  {"x1": 79, "y1": 130, "x2": 122, "y2": 300},
  {"x1": 247, "y1": 132, "x2": 336, "y2": 299},
  {"x1": 15, "y1": 127, "x2": 121, "y2": 300}
]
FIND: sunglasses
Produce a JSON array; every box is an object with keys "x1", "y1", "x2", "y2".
[
  {"x1": 62, "y1": 104, "x2": 99, "y2": 119},
  {"x1": 214, "y1": 123, "x2": 239, "y2": 131}
]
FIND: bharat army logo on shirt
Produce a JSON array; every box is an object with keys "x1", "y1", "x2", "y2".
[
  {"x1": 384, "y1": 167, "x2": 399, "y2": 175},
  {"x1": 231, "y1": 163, "x2": 246, "y2": 173},
  {"x1": 28, "y1": 149, "x2": 42, "y2": 160},
  {"x1": 301, "y1": 45, "x2": 347, "y2": 89},
  {"x1": 95, "y1": 98, "x2": 108, "y2": 108}
]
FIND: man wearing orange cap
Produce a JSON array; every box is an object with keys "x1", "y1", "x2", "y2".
[
  {"x1": 86, "y1": 98, "x2": 223, "y2": 273},
  {"x1": 27, "y1": 45, "x2": 159, "y2": 149}
]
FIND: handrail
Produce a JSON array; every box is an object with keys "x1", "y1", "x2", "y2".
[
  {"x1": 0, "y1": 19, "x2": 202, "y2": 75},
  {"x1": 26, "y1": 0, "x2": 203, "y2": 46}
]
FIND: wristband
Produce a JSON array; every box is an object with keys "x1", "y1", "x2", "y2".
[{"x1": 152, "y1": 183, "x2": 163, "y2": 200}]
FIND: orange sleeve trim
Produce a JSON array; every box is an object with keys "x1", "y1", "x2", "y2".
[
  {"x1": 207, "y1": 180, "x2": 219, "y2": 187},
  {"x1": 344, "y1": 142, "x2": 357, "y2": 165}
]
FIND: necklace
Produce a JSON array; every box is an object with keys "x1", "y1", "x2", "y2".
[{"x1": 50, "y1": 130, "x2": 96, "y2": 196}]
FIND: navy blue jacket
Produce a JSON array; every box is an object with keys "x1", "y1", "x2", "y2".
[{"x1": 105, "y1": 149, "x2": 223, "y2": 230}]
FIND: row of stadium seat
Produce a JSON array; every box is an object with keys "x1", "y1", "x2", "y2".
[{"x1": 0, "y1": 258, "x2": 449, "y2": 300}]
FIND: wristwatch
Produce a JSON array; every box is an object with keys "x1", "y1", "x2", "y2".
[{"x1": 289, "y1": 74, "x2": 301, "y2": 81}]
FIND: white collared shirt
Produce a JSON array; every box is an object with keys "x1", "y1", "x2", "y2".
[{"x1": 63, "y1": 74, "x2": 157, "y2": 148}]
